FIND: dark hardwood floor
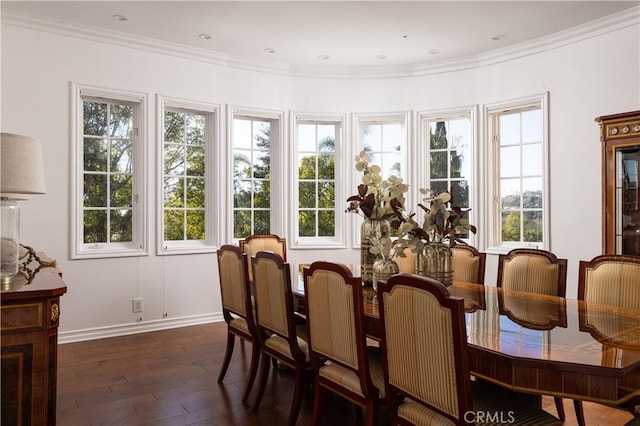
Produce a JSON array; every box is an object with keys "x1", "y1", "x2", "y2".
[{"x1": 57, "y1": 322, "x2": 635, "y2": 425}]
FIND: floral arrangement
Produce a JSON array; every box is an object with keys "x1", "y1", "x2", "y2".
[
  {"x1": 346, "y1": 151, "x2": 408, "y2": 221},
  {"x1": 346, "y1": 151, "x2": 408, "y2": 260},
  {"x1": 392, "y1": 187, "x2": 476, "y2": 254}
]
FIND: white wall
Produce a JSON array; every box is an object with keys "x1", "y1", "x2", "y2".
[{"x1": 2, "y1": 20, "x2": 638, "y2": 342}]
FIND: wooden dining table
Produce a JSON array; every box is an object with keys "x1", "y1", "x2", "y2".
[{"x1": 292, "y1": 270, "x2": 640, "y2": 418}]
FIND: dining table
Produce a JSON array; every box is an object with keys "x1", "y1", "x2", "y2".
[{"x1": 291, "y1": 267, "x2": 640, "y2": 418}]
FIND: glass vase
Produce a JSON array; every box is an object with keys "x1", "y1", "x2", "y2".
[
  {"x1": 418, "y1": 241, "x2": 454, "y2": 287},
  {"x1": 360, "y1": 218, "x2": 389, "y2": 286},
  {"x1": 372, "y1": 258, "x2": 399, "y2": 291},
  {"x1": 1, "y1": 199, "x2": 20, "y2": 280}
]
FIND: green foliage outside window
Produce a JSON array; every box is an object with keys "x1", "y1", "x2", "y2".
[
  {"x1": 163, "y1": 110, "x2": 206, "y2": 241},
  {"x1": 82, "y1": 100, "x2": 134, "y2": 244}
]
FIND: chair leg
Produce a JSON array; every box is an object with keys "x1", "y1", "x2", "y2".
[
  {"x1": 251, "y1": 354, "x2": 272, "y2": 413},
  {"x1": 553, "y1": 397, "x2": 566, "y2": 421},
  {"x1": 364, "y1": 401, "x2": 379, "y2": 426},
  {"x1": 311, "y1": 380, "x2": 325, "y2": 426},
  {"x1": 574, "y1": 400, "x2": 586, "y2": 426},
  {"x1": 287, "y1": 364, "x2": 306, "y2": 426},
  {"x1": 242, "y1": 339, "x2": 260, "y2": 402},
  {"x1": 217, "y1": 331, "x2": 235, "y2": 383}
]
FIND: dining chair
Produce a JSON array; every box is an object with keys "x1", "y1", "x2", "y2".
[
  {"x1": 497, "y1": 248, "x2": 568, "y2": 421},
  {"x1": 497, "y1": 248, "x2": 567, "y2": 296},
  {"x1": 391, "y1": 242, "x2": 418, "y2": 274},
  {"x1": 377, "y1": 273, "x2": 563, "y2": 425},
  {"x1": 250, "y1": 251, "x2": 311, "y2": 426},
  {"x1": 303, "y1": 261, "x2": 386, "y2": 426},
  {"x1": 574, "y1": 254, "x2": 640, "y2": 426},
  {"x1": 239, "y1": 234, "x2": 287, "y2": 281},
  {"x1": 216, "y1": 245, "x2": 260, "y2": 402},
  {"x1": 451, "y1": 244, "x2": 486, "y2": 284}
]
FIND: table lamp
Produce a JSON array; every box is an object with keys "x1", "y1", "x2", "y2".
[{"x1": 1, "y1": 133, "x2": 46, "y2": 283}]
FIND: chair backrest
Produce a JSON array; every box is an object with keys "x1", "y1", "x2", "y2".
[
  {"x1": 452, "y1": 244, "x2": 486, "y2": 284},
  {"x1": 303, "y1": 261, "x2": 378, "y2": 397},
  {"x1": 252, "y1": 251, "x2": 301, "y2": 352},
  {"x1": 497, "y1": 248, "x2": 567, "y2": 297},
  {"x1": 391, "y1": 243, "x2": 417, "y2": 274},
  {"x1": 578, "y1": 254, "x2": 640, "y2": 309},
  {"x1": 216, "y1": 245, "x2": 254, "y2": 322},
  {"x1": 377, "y1": 273, "x2": 472, "y2": 424},
  {"x1": 239, "y1": 234, "x2": 287, "y2": 281}
]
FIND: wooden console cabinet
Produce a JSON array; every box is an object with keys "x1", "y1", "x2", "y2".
[
  {"x1": 596, "y1": 110, "x2": 640, "y2": 255},
  {"x1": 1, "y1": 267, "x2": 67, "y2": 426}
]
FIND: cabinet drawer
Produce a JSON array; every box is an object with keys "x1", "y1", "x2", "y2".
[{"x1": 1, "y1": 302, "x2": 43, "y2": 331}]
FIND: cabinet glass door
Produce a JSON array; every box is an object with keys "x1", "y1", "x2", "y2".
[{"x1": 617, "y1": 148, "x2": 640, "y2": 255}]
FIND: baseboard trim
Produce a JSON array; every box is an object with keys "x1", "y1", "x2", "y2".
[{"x1": 59, "y1": 313, "x2": 224, "y2": 344}]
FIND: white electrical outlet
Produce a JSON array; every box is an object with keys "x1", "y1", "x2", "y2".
[{"x1": 132, "y1": 298, "x2": 143, "y2": 313}]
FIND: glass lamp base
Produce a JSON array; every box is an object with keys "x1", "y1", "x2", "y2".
[{"x1": 1, "y1": 199, "x2": 20, "y2": 279}]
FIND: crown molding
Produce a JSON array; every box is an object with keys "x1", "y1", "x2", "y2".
[{"x1": 3, "y1": 6, "x2": 638, "y2": 80}]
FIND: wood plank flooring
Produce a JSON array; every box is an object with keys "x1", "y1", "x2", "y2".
[{"x1": 57, "y1": 322, "x2": 635, "y2": 425}]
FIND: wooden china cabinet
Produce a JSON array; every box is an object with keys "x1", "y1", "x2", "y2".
[
  {"x1": 596, "y1": 110, "x2": 640, "y2": 255},
  {"x1": 1, "y1": 251, "x2": 66, "y2": 426}
]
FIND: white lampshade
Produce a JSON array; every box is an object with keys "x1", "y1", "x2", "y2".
[{"x1": 1, "y1": 133, "x2": 46, "y2": 197}]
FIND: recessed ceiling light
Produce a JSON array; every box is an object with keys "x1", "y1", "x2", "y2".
[
  {"x1": 402, "y1": 35, "x2": 408, "y2": 39},
  {"x1": 198, "y1": 33, "x2": 212, "y2": 40},
  {"x1": 112, "y1": 14, "x2": 128, "y2": 22},
  {"x1": 375, "y1": 54, "x2": 387, "y2": 60},
  {"x1": 428, "y1": 49, "x2": 440, "y2": 55},
  {"x1": 492, "y1": 34, "x2": 506, "y2": 41},
  {"x1": 264, "y1": 48, "x2": 275, "y2": 54},
  {"x1": 318, "y1": 55, "x2": 330, "y2": 60}
]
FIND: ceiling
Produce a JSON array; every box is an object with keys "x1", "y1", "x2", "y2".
[{"x1": 2, "y1": 1, "x2": 639, "y2": 75}]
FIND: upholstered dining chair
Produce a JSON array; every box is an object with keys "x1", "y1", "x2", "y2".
[
  {"x1": 216, "y1": 245, "x2": 260, "y2": 402},
  {"x1": 578, "y1": 254, "x2": 640, "y2": 309},
  {"x1": 239, "y1": 234, "x2": 287, "y2": 282},
  {"x1": 303, "y1": 261, "x2": 386, "y2": 426},
  {"x1": 452, "y1": 244, "x2": 486, "y2": 284},
  {"x1": 573, "y1": 254, "x2": 640, "y2": 426},
  {"x1": 391, "y1": 242, "x2": 418, "y2": 274},
  {"x1": 497, "y1": 248, "x2": 568, "y2": 422},
  {"x1": 497, "y1": 248, "x2": 567, "y2": 296},
  {"x1": 250, "y1": 251, "x2": 311, "y2": 426},
  {"x1": 377, "y1": 273, "x2": 563, "y2": 426}
]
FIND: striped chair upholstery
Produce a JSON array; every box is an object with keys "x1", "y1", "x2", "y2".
[
  {"x1": 392, "y1": 243, "x2": 418, "y2": 274},
  {"x1": 497, "y1": 248, "x2": 568, "y2": 422},
  {"x1": 303, "y1": 261, "x2": 386, "y2": 425},
  {"x1": 216, "y1": 245, "x2": 260, "y2": 402},
  {"x1": 497, "y1": 249, "x2": 567, "y2": 297},
  {"x1": 377, "y1": 274, "x2": 563, "y2": 426},
  {"x1": 573, "y1": 254, "x2": 640, "y2": 426},
  {"x1": 239, "y1": 234, "x2": 287, "y2": 281},
  {"x1": 452, "y1": 244, "x2": 486, "y2": 284},
  {"x1": 579, "y1": 254, "x2": 640, "y2": 309},
  {"x1": 251, "y1": 251, "x2": 310, "y2": 426}
]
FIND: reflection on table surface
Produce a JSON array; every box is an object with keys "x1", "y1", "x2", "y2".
[{"x1": 291, "y1": 264, "x2": 640, "y2": 370}]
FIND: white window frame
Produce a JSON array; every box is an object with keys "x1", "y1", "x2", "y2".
[
  {"x1": 352, "y1": 111, "x2": 411, "y2": 248},
  {"x1": 290, "y1": 112, "x2": 347, "y2": 249},
  {"x1": 484, "y1": 92, "x2": 550, "y2": 254},
  {"x1": 417, "y1": 106, "x2": 478, "y2": 247},
  {"x1": 156, "y1": 95, "x2": 219, "y2": 255},
  {"x1": 71, "y1": 83, "x2": 148, "y2": 259},
  {"x1": 227, "y1": 105, "x2": 285, "y2": 242}
]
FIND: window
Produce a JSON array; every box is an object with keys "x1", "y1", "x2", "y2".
[
  {"x1": 72, "y1": 84, "x2": 147, "y2": 259},
  {"x1": 230, "y1": 108, "x2": 283, "y2": 240},
  {"x1": 419, "y1": 108, "x2": 476, "y2": 244},
  {"x1": 291, "y1": 113, "x2": 346, "y2": 248},
  {"x1": 354, "y1": 112, "x2": 409, "y2": 242},
  {"x1": 158, "y1": 96, "x2": 218, "y2": 254},
  {"x1": 486, "y1": 93, "x2": 549, "y2": 252}
]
